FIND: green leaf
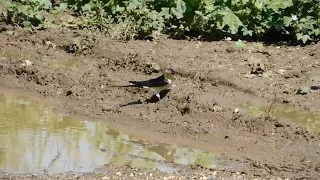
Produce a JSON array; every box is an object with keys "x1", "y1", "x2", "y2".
[
  {"x1": 171, "y1": 0, "x2": 186, "y2": 19},
  {"x1": 23, "y1": 20, "x2": 31, "y2": 27},
  {"x1": 55, "y1": 2, "x2": 68, "y2": 11},
  {"x1": 296, "y1": 33, "x2": 311, "y2": 43},
  {"x1": 254, "y1": 0, "x2": 266, "y2": 10},
  {"x1": 81, "y1": 4, "x2": 91, "y2": 11},
  {"x1": 313, "y1": 28, "x2": 320, "y2": 36},
  {"x1": 204, "y1": 4, "x2": 215, "y2": 12},
  {"x1": 266, "y1": 0, "x2": 293, "y2": 11},
  {"x1": 242, "y1": 27, "x2": 253, "y2": 36},
  {"x1": 35, "y1": 13, "x2": 43, "y2": 21},
  {"x1": 160, "y1": 8, "x2": 171, "y2": 19},
  {"x1": 218, "y1": 8, "x2": 243, "y2": 34},
  {"x1": 37, "y1": 0, "x2": 52, "y2": 9},
  {"x1": 283, "y1": 16, "x2": 292, "y2": 27}
]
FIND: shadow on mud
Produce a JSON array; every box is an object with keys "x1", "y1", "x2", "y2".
[{"x1": 120, "y1": 89, "x2": 171, "y2": 107}]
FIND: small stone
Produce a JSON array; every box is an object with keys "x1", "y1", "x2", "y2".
[
  {"x1": 234, "y1": 108, "x2": 239, "y2": 113},
  {"x1": 149, "y1": 173, "x2": 153, "y2": 177},
  {"x1": 225, "y1": 37, "x2": 232, "y2": 41},
  {"x1": 6, "y1": 30, "x2": 14, "y2": 35},
  {"x1": 200, "y1": 176, "x2": 208, "y2": 180},
  {"x1": 25, "y1": 60, "x2": 32, "y2": 66},
  {"x1": 245, "y1": 73, "x2": 256, "y2": 79},
  {"x1": 278, "y1": 69, "x2": 286, "y2": 75},
  {"x1": 163, "y1": 177, "x2": 169, "y2": 180},
  {"x1": 168, "y1": 175, "x2": 175, "y2": 179},
  {"x1": 116, "y1": 172, "x2": 121, "y2": 176},
  {"x1": 151, "y1": 62, "x2": 161, "y2": 71},
  {"x1": 130, "y1": 173, "x2": 134, "y2": 177},
  {"x1": 102, "y1": 177, "x2": 109, "y2": 180}
]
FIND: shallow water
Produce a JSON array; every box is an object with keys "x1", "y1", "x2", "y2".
[
  {"x1": 0, "y1": 89, "x2": 243, "y2": 174},
  {"x1": 239, "y1": 101, "x2": 320, "y2": 133}
]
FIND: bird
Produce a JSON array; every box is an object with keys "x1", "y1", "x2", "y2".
[{"x1": 112, "y1": 68, "x2": 176, "y2": 100}]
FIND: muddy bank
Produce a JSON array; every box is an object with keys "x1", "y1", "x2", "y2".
[
  {"x1": 0, "y1": 27, "x2": 320, "y2": 179},
  {"x1": 0, "y1": 165, "x2": 249, "y2": 180}
]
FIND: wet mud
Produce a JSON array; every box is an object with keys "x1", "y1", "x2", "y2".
[{"x1": 0, "y1": 28, "x2": 320, "y2": 179}]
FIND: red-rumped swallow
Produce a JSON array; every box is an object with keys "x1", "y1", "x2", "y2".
[{"x1": 113, "y1": 68, "x2": 176, "y2": 100}]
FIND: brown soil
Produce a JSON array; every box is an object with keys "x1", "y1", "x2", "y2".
[{"x1": 0, "y1": 27, "x2": 320, "y2": 180}]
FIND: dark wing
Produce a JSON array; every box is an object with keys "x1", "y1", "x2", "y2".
[{"x1": 128, "y1": 74, "x2": 168, "y2": 88}]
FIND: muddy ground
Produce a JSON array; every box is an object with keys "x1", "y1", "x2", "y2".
[{"x1": 0, "y1": 27, "x2": 320, "y2": 180}]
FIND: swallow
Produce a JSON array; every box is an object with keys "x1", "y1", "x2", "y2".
[{"x1": 113, "y1": 68, "x2": 176, "y2": 100}]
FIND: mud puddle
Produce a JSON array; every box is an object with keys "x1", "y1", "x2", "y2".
[
  {"x1": 0, "y1": 88, "x2": 244, "y2": 174},
  {"x1": 239, "y1": 101, "x2": 320, "y2": 133}
]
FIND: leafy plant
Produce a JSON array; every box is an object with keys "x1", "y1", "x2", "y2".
[
  {"x1": 1, "y1": 0, "x2": 53, "y2": 27},
  {"x1": 0, "y1": 0, "x2": 319, "y2": 43}
]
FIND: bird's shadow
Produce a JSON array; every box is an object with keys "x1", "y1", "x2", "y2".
[
  {"x1": 119, "y1": 89, "x2": 171, "y2": 107},
  {"x1": 311, "y1": 86, "x2": 320, "y2": 90}
]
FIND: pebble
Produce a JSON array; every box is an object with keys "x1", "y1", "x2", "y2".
[
  {"x1": 102, "y1": 177, "x2": 109, "y2": 180},
  {"x1": 200, "y1": 176, "x2": 208, "y2": 180},
  {"x1": 149, "y1": 173, "x2": 153, "y2": 177},
  {"x1": 130, "y1": 173, "x2": 134, "y2": 177},
  {"x1": 163, "y1": 175, "x2": 176, "y2": 180},
  {"x1": 116, "y1": 172, "x2": 121, "y2": 176},
  {"x1": 25, "y1": 60, "x2": 32, "y2": 66}
]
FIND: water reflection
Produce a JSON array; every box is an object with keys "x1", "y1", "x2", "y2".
[
  {"x1": 239, "y1": 101, "x2": 320, "y2": 133},
  {"x1": 0, "y1": 91, "x2": 243, "y2": 174}
]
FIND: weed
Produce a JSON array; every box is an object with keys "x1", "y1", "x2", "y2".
[{"x1": 0, "y1": 0, "x2": 319, "y2": 43}]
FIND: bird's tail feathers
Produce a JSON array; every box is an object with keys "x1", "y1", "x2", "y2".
[
  {"x1": 128, "y1": 81, "x2": 148, "y2": 87},
  {"x1": 108, "y1": 82, "x2": 144, "y2": 88}
]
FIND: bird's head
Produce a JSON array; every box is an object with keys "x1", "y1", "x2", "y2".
[{"x1": 164, "y1": 68, "x2": 176, "y2": 80}]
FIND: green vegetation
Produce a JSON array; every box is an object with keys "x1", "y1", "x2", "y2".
[{"x1": 0, "y1": 0, "x2": 319, "y2": 43}]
